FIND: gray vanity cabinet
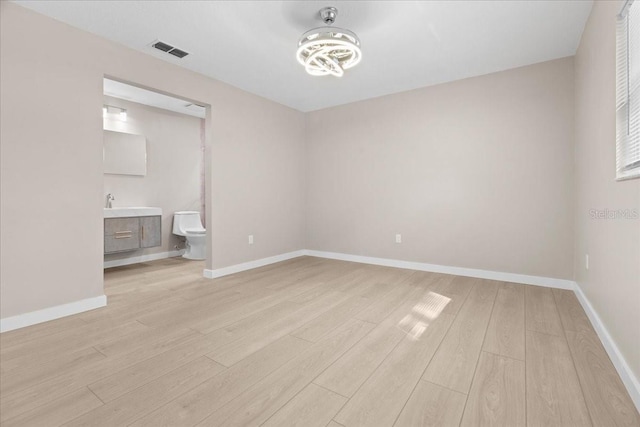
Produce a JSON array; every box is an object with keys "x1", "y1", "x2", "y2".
[
  {"x1": 104, "y1": 215, "x2": 161, "y2": 254},
  {"x1": 104, "y1": 217, "x2": 140, "y2": 253},
  {"x1": 140, "y1": 216, "x2": 161, "y2": 248}
]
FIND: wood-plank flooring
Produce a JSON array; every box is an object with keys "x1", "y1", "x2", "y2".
[{"x1": 0, "y1": 256, "x2": 638, "y2": 426}]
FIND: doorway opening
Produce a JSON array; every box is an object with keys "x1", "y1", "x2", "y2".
[{"x1": 101, "y1": 77, "x2": 210, "y2": 276}]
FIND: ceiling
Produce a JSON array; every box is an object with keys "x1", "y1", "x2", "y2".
[{"x1": 16, "y1": 1, "x2": 593, "y2": 112}]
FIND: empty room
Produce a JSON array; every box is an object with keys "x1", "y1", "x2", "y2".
[{"x1": 1, "y1": 1, "x2": 639, "y2": 426}]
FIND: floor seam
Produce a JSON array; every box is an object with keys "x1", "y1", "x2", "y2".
[
  {"x1": 87, "y1": 385, "x2": 106, "y2": 404},
  {"x1": 480, "y1": 348, "x2": 525, "y2": 362},
  {"x1": 551, "y1": 287, "x2": 596, "y2": 427},
  {"x1": 312, "y1": 381, "x2": 351, "y2": 399},
  {"x1": 420, "y1": 379, "x2": 468, "y2": 396},
  {"x1": 390, "y1": 280, "x2": 468, "y2": 427}
]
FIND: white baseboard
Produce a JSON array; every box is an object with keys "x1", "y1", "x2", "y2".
[
  {"x1": 304, "y1": 250, "x2": 575, "y2": 289},
  {"x1": 104, "y1": 250, "x2": 185, "y2": 269},
  {"x1": 574, "y1": 283, "x2": 640, "y2": 411},
  {"x1": 203, "y1": 250, "x2": 307, "y2": 279},
  {"x1": 202, "y1": 248, "x2": 574, "y2": 289},
  {"x1": 0, "y1": 295, "x2": 107, "y2": 333}
]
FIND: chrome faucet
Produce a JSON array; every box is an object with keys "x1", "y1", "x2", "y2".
[{"x1": 106, "y1": 193, "x2": 115, "y2": 208}]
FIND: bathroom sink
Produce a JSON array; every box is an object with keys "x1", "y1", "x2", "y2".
[{"x1": 103, "y1": 207, "x2": 162, "y2": 218}]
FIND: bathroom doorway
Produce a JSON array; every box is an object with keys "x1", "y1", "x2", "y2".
[{"x1": 101, "y1": 77, "x2": 210, "y2": 272}]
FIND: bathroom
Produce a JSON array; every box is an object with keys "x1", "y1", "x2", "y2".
[{"x1": 102, "y1": 78, "x2": 206, "y2": 267}]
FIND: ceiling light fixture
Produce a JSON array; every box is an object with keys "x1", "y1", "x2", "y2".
[
  {"x1": 103, "y1": 105, "x2": 127, "y2": 122},
  {"x1": 296, "y1": 7, "x2": 362, "y2": 77}
]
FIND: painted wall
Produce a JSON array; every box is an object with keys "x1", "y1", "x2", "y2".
[
  {"x1": 102, "y1": 96, "x2": 203, "y2": 262},
  {"x1": 306, "y1": 57, "x2": 575, "y2": 280},
  {"x1": 574, "y1": 0, "x2": 640, "y2": 385},
  {"x1": 0, "y1": 2, "x2": 306, "y2": 319}
]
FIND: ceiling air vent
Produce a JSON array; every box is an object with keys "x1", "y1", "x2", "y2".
[
  {"x1": 152, "y1": 40, "x2": 189, "y2": 59},
  {"x1": 168, "y1": 48, "x2": 189, "y2": 58}
]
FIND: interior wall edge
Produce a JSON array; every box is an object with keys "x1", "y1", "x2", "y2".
[
  {"x1": 203, "y1": 249, "x2": 575, "y2": 287},
  {"x1": 304, "y1": 250, "x2": 575, "y2": 289},
  {"x1": 574, "y1": 280, "x2": 640, "y2": 412},
  {"x1": 572, "y1": 0, "x2": 640, "y2": 394}
]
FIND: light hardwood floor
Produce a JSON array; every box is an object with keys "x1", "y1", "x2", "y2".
[{"x1": 1, "y1": 256, "x2": 638, "y2": 426}]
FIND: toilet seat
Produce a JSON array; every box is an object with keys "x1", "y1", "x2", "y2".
[{"x1": 184, "y1": 228, "x2": 206, "y2": 235}]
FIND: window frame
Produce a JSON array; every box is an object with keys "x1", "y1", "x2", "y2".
[{"x1": 616, "y1": 0, "x2": 640, "y2": 181}]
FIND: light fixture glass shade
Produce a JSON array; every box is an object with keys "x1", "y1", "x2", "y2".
[{"x1": 297, "y1": 27, "x2": 361, "y2": 77}]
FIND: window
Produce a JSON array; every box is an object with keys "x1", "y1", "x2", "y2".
[{"x1": 617, "y1": 0, "x2": 640, "y2": 180}]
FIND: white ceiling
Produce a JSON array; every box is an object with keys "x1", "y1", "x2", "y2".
[{"x1": 16, "y1": 1, "x2": 593, "y2": 112}]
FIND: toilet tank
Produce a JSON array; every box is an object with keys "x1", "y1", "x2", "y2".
[{"x1": 173, "y1": 211, "x2": 204, "y2": 236}]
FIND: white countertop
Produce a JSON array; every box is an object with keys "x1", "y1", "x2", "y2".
[{"x1": 104, "y1": 207, "x2": 162, "y2": 218}]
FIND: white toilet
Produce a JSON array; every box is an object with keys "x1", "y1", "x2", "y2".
[{"x1": 172, "y1": 211, "x2": 206, "y2": 260}]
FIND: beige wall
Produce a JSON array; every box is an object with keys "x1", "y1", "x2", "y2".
[
  {"x1": 574, "y1": 0, "x2": 640, "y2": 383},
  {"x1": 0, "y1": 2, "x2": 306, "y2": 318},
  {"x1": 102, "y1": 96, "x2": 203, "y2": 262},
  {"x1": 306, "y1": 57, "x2": 575, "y2": 280}
]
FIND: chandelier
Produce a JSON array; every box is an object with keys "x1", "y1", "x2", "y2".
[{"x1": 296, "y1": 7, "x2": 362, "y2": 77}]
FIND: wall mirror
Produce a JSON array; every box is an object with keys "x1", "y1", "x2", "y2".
[{"x1": 103, "y1": 130, "x2": 147, "y2": 176}]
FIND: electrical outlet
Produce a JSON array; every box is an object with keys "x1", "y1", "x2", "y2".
[
  {"x1": 248, "y1": 235, "x2": 254, "y2": 245},
  {"x1": 585, "y1": 254, "x2": 589, "y2": 270},
  {"x1": 395, "y1": 234, "x2": 402, "y2": 244}
]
